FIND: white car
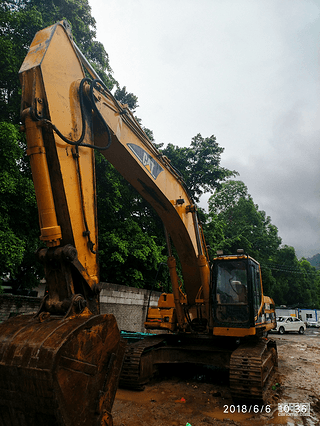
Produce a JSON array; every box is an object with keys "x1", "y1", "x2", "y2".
[
  {"x1": 274, "y1": 316, "x2": 305, "y2": 335},
  {"x1": 306, "y1": 319, "x2": 320, "y2": 328}
]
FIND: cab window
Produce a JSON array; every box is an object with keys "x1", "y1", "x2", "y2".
[{"x1": 216, "y1": 261, "x2": 247, "y2": 304}]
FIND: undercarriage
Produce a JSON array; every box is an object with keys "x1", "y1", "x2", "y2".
[{"x1": 119, "y1": 333, "x2": 278, "y2": 401}]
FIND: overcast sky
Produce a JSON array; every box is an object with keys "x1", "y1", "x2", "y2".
[{"x1": 89, "y1": 0, "x2": 320, "y2": 259}]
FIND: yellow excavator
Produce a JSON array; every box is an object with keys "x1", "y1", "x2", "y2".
[{"x1": 0, "y1": 21, "x2": 277, "y2": 426}]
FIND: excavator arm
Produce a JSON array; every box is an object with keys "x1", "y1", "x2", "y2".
[
  {"x1": 0, "y1": 21, "x2": 211, "y2": 426},
  {"x1": 19, "y1": 21, "x2": 211, "y2": 326},
  {"x1": 0, "y1": 22, "x2": 129, "y2": 426}
]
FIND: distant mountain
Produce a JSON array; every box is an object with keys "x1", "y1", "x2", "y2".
[{"x1": 306, "y1": 253, "x2": 320, "y2": 270}]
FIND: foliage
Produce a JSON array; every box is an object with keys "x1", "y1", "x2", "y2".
[
  {"x1": 0, "y1": 1, "x2": 43, "y2": 122},
  {"x1": 265, "y1": 246, "x2": 320, "y2": 308},
  {"x1": 206, "y1": 180, "x2": 320, "y2": 307},
  {"x1": 0, "y1": 0, "x2": 115, "y2": 127},
  {"x1": 205, "y1": 180, "x2": 282, "y2": 296},
  {"x1": 25, "y1": 0, "x2": 116, "y2": 89},
  {"x1": 206, "y1": 180, "x2": 281, "y2": 262},
  {"x1": 114, "y1": 86, "x2": 139, "y2": 112},
  {"x1": 161, "y1": 134, "x2": 237, "y2": 203},
  {"x1": 306, "y1": 253, "x2": 320, "y2": 270},
  {"x1": 95, "y1": 153, "x2": 168, "y2": 288},
  {"x1": 0, "y1": 122, "x2": 40, "y2": 288}
]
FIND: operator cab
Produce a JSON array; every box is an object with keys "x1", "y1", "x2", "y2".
[{"x1": 212, "y1": 250, "x2": 263, "y2": 332}]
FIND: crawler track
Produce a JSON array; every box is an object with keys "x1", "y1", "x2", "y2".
[
  {"x1": 120, "y1": 334, "x2": 278, "y2": 401},
  {"x1": 229, "y1": 339, "x2": 278, "y2": 400},
  {"x1": 119, "y1": 335, "x2": 166, "y2": 389}
]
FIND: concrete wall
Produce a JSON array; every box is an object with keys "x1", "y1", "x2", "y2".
[
  {"x1": 100, "y1": 283, "x2": 161, "y2": 333},
  {"x1": 0, "y1": 283, "x2": 162, "y2": 332},
  {"x1": 275, "y1": 308, "x2": 297, "y2": 318},
  {"x1": 0, "y1": 294, "x2": 40, "y2": 323}
]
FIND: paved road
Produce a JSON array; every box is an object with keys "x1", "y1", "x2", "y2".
[{"x1": 304, "y1": 327, "x2": 320, "y2": 336}]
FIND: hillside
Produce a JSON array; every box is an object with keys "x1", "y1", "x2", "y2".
[{"x1": 306, "y1": 253, "x2": 320, "y2": 270}]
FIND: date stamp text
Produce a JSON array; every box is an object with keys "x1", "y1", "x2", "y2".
[
  {"x1": 223, "y1": 405, "x2": 271, "y2": 414},
  {"x1": 223, "y1": 403, "x2": 311, "y2": 417}
]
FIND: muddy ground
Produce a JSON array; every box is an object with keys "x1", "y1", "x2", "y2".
[{"x1": 112, "y1": 329, "x2": 320, "y2": 426}]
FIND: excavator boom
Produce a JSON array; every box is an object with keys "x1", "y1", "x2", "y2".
[{"x1": 21, "y1": 20, "x2": 211, "y2": 307}]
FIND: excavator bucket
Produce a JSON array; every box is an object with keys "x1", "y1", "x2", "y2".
[{"x1": 0, "y1": 311, "x2": 126, "y2": 426}]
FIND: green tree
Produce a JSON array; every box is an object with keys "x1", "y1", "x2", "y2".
[
  {"x1": 0, "y1": 1, "x2": 43, "y2": 122},
  {"x1": 209, "y1": 180, "x2": 248, "y2": 214},
  {"x1": 95, "y1": 154, "x2": 168, "y2": 288},
  {"x1": 25, "y1": 0, "x2": 115, "y2": 89},
  {"x1": 206, "y1": 180, "x2": 281, "y2": 261},
  {"x1": 205, "y1": 180, "x2": 282, "y2": 295},
  {"x1": 298, "y1": 259, "x2": 319, "y2": 308},
  {"x1": 0, "y1": 122, "x2": 39, "y2": 288},
  {"x1": 114, "y1": 86, "x2": 139, "y2": 112},
  {"x1": 266, "y1": 246, "x2": 320, "y2": 308},
  {"x1": 0, "y1": 0, "x2": 116, "y2": 126},
  {"x1": 162, "y1": 134, "x2": 237, "y2": 203},
  {"x1": 306, "y1": 253, "x2": 320, "y2": 270}
]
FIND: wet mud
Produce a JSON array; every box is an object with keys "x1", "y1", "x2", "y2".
[{"x1": 112, "y1": 329, "x2": 320, "y2": 426}]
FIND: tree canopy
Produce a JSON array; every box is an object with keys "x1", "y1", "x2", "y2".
[
  {"x1": 205, "y1": 180, "x2": 320, "y2": 307},
  {"x1": 161, "y1": 134, "x2": 237, "y2": 203},
  {"x1": 206, "y1": 180, "x2": 281, "y2": 262},
  {"x1": 264, "y1": 246, "x2": 320, "y2": 308},
  {"x1": 0, "y1": 122, "x2": 40, "y2": 288}
]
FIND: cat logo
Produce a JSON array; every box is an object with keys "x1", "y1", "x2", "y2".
[{"x1": 127, "y1": 143, "x2": 163, "y2": 180}]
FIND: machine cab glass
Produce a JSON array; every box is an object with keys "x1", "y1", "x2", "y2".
[{"x1": 213, "y1": 258, "x2": 252, "y2": 327}]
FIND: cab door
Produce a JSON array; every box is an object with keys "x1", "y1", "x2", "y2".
[{"x1": 213, "y1": 259, "x2": 251, "y2": 328}]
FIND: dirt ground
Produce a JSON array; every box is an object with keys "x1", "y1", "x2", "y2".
[{"x1": 112, "y1": 329, "x2": 320, "y2": 426}]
